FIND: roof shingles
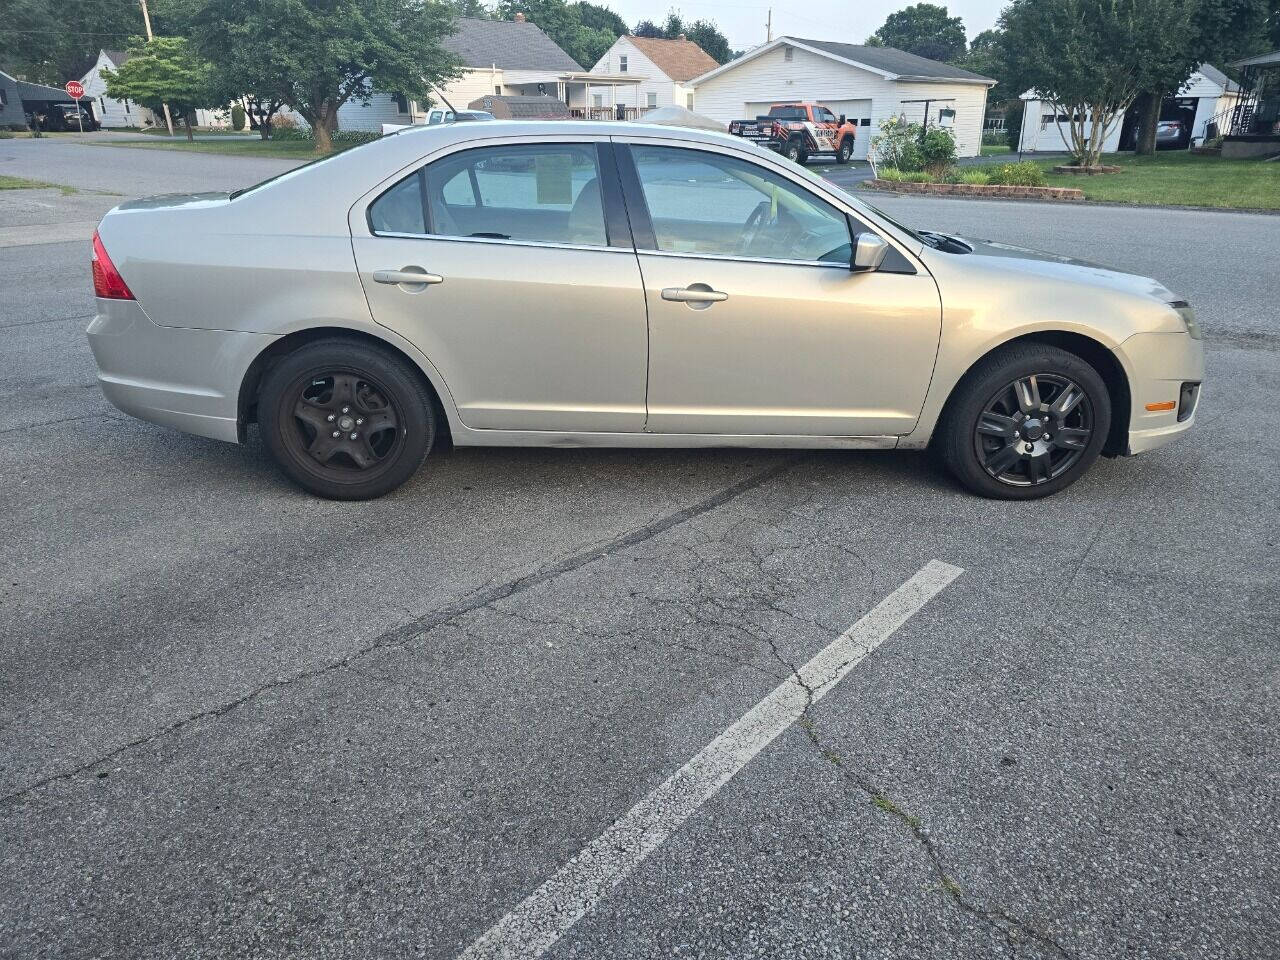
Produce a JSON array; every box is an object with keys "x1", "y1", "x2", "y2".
[
  {"x1": 625, "y1": 35, "x2": 719, "y2": 82},
  {"x1": 443, "y1": 17, "x2": 582, "y2": 72},
  {"x1": 789, "y1": 38, "x2": 994, "y2": 83}
]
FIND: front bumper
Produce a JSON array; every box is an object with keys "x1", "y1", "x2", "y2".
[
  {"x1": 1113, "y1": 331, "x2": 1205, "y2": 456},
  {"x1": 87, "y1": 298, "x2": 277, "y2": 443}
]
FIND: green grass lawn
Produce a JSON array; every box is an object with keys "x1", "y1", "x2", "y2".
[
  {"x1": 980, "y1": 143, "x2": 1012, "y2": 156},
  {"x1": 93, "y1": 138, "x2": 352, "y2": 159},
  {"x1": 1039, "y1": 152, "x2": 1280, "y2": 210},
  {"x1": 0, "y1": 174, "x2": 76, "y2": 194}
]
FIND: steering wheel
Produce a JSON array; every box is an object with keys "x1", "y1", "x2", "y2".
[{"x1": 735, "y1": 200, "x2": 773, "y2": 256}]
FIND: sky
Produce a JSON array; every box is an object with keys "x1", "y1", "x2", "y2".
[{"x1": 598, "y1": 0, "x2": 1009, "y2": 52}]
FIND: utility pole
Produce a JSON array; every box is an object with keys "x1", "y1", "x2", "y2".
[
  {"x1": 138, "y1": 0, "x2": 175, "y2": 136},
  {"x1": 766, "y1": 8, "x2": 772, "y2": 43}
]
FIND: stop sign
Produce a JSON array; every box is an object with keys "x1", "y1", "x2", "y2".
[{"x1": 65, "y1": 80, "x2": 84, "y2": 99}]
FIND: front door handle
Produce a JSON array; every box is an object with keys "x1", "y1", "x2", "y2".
[
  {"x1": 662, "y1": 285, "x2": 728, "y2": 304},
  {"x1": 373, "y1": 268, "x2": 444, "y2": 286}
]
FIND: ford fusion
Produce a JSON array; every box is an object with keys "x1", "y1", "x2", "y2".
[{"x1": 87, "y1": 121, "x2": 1203, "y2": 499}]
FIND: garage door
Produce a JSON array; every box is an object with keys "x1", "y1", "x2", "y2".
[{"x1": 825, "y1": 99, "x2": 873, "y2": 159}]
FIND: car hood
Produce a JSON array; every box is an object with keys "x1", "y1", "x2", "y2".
[{"x1": 950, "y1": 236, "x2": 1179, "y2": 303}]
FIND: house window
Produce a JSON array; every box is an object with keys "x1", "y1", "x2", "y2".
[
  {"x1": 619, "y1": 55, "x2": 628, "y2": 72},
  {"x1": 646, "y1": 92, "x2": 657, "y2": 108},
  {"x1": 495, "y1": 85, "x2": 502, "y2": 95},
  {"x1": 593, "y1": 93, "x2": 603, "y2": 107},
  {"x1": 686, "y1": 92, "x2": 694, "y2": 109},
  {"x1": 784, "y1": 46, "x2": 794, "y2": 62}
]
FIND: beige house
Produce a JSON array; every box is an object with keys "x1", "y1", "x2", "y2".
[{"x1": 588, "y1": 35, "x2": 719, "y2": 114}]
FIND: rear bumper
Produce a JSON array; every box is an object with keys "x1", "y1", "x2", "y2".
[
  {"x1": 87, "y1": 298, "x2": 276, "y2": 443},
  {"x1": 1114, "y1": 331, "x2": 1204, "y2": 456}
]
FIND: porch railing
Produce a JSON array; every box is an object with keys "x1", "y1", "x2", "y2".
[{"x1": 568, "y1": 106, "x2": 657, "y2": 121}]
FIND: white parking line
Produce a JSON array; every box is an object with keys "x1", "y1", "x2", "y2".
[{"x1": 457, "y1": 559, "x2": 964, "y2": 960}]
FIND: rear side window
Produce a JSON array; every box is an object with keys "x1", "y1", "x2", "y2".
[
  {"x1": 770, "y1": 106, "x2": 805, "y2": 120},
  {"x1": 369, "y1": 143, "x2": 609, "y2": 247},
  {"x1": 368, "y1": 171, "x2": 426, "y2": 234}
]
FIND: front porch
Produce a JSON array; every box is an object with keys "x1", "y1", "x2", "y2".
[
  {"x1": 500, "y1": 72, "x2": 654, "y2": 120},
  {"x1": 1223, "y1": 50, "x2": 1280, "y2": 158}
]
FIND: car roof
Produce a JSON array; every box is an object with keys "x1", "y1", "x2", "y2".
[{"x1": 388, "y1": 118, "x2": 737, "y2": 150}]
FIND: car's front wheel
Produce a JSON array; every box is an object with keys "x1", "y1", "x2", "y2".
[
  {"x1": 837, "y1": 139, "x2": 854, "y2": 163},
  {"x1": 258, "y1": 338, "x2": 435, "y2": 499},
  {"x1": 938, "y1": 344, "x2": 1111, "y2": 499}
]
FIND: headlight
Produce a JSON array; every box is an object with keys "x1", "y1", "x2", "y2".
[{"x1": 1171, "y1": 300, "x2": 1202, "y2": 340}]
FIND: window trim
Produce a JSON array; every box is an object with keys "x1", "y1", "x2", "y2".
[
  {"x1": 614, "y1": 142, "x2": 856, "y2": 267},
  {"x1": 365, "y1": 140, "x2": 633, "y2": 252}
]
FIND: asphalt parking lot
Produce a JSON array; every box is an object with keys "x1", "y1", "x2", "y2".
[{"x1": 2, "y1": 139, "x2": 1278, "y2": 959}]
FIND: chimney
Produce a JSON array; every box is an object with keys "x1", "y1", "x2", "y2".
[{"x1": 514, "y1": 12, "x2": 525, "y2": 22}]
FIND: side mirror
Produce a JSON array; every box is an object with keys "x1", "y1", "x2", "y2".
[
  {"x1": 852, "y1": 233, "x2": 889, "y2": 272},
  {"x1": 838, "y1": 115, "x2": 847, "y2": 126}
]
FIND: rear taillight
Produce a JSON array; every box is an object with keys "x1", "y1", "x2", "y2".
[{"x1": 92, "y1": 230, "x2": 134, "y2": 300}]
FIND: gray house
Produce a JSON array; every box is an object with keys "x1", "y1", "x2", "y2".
[{"x1": 0, "y1": 69, "x2": 30, "y2": 128}]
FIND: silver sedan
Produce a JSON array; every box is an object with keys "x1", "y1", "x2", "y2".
[{"x1": 87, "y1": 121, "x2": 1203, "y2": 499}]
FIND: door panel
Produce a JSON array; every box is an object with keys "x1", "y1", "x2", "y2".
[
  {"x1": 620, "y1": 141, "x2": 941, "y2": 437},
  {"x1": 353, "y1": 237, "x2": 647, "y2": 432},
  {"x1": 353, "y1": 140, "x2": 647, "y2": 433},
  {"x1": 640, "y1": 255, "x2": 941, "y2": 435}
]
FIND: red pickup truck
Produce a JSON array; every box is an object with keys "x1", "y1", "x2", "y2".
[{"x1": 728, "y1": 102, "x2": 857, "y2": 164}]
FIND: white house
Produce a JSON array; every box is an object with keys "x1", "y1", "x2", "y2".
[
  {"x1": 338, "y1": 14, "x2": 641, "y2": 131},
  {"x1": 1017, "y1": 63, "x2": 1242, "y2": 153},
  {"x1": 587, "y1": 34, "x2": 719, "y2": 114},
  {"x1": 688, "y1": 36, "x2": 995, "y2": 159},
  {"x1": 80, "y1": 50, "x2": 151, "y2": 128}
]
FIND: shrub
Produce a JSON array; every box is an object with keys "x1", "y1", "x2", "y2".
[
  {"x1": 269, "y1": 126, "x2": 309, "y2": 141},
  {"x1": 269, "y1": 126, "x2": 381, "y2": 146},
  {"x1": 987, "y1": 161, "x2": 1046, "y2": 186},
  {"x1": 231, "y1": 103, "x2": 245, "y2": 131},
  {"x1": 958, "y1": 170, "x2": 991, "y2": 185},
  {"x1": 877, "y1": 169, "x2": 933, "y2": 183},
  {"x1": 919, "y1": 127, "x2": 957, "y2": 176}
]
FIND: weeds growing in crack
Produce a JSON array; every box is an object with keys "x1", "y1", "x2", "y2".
[{"x1": 799, "y1": 716, "x2": 1076, "y2": 960}]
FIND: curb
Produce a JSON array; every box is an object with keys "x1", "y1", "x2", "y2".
[{"x1": 864, "y1": 179, "x2": 1084, "y2": 201}]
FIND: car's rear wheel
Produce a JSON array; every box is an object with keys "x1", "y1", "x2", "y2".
[
  {"x1": 258, "y1": 339, "x2": 435, "y2": 500},
  {"x1": 783, "y1": 139, "x2": 803, "y2": 163},
  {"x1": 938, "y1": 344, "x2": 1110, "y2": 499}
]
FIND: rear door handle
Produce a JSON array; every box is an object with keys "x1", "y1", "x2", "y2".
[
  {"x1": 373, "y1": 268, "x2": 444, "y2": 286},
  {"x1": 661, "y1": 286, "x2": 728, "y2": 304}
]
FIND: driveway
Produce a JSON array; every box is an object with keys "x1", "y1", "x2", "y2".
[{"x1": 1, "y1": 144, "x2": 1277, "y2": 959}]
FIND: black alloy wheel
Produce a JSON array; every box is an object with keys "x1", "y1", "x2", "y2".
[
  {"x1": 973, "y1": 373, "x2": 1094, "y2": 487},
  {"x1": 259, "y1": 339, "x2": 435, "y2": 499},
  {"x1": 938, "y1": 344, "x2": 1111, "y2": 499}
]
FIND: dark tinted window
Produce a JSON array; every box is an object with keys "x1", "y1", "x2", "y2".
[{"x1": 769, "y1": 106, "x2": 805, "y2": 120}]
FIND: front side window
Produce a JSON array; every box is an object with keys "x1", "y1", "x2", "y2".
[
  {"x1": 815, "y1": 107, "x2": 837, "y2": 123},
  {"x1": 629, "y1": 145, "x2": 851, "y2": 264},
  {"x1": 369, "y1": 143, "x2": 608, "y2": 247}
]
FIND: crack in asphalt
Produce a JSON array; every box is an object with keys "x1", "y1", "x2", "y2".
[
  {"x1": 797, "y1": 716, "x2": 1078, "y2": 959},
  {"x1": 0, "y1": 455, "x2": 804, "y2": 807}
]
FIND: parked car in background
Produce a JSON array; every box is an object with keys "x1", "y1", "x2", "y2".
[
  {"x1": 1155, "y1": 119, "x2": 1186, "y2": 148},
  {"x1": 728, "y1": 102, "x2": 857, "y2": 164},
  {"x1": 35, "y1": 102, "x2": 99, "y2": 131},
  {"x1": 86, "y1": 121, "x2": 1203, "y2": 501}
]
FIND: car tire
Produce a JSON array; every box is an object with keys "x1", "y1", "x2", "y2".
[
  {"x1": 784, "y1": 140, "x2": 802, "y2": 163},
  {"x1": 937, "y1": 344, "x2": 1111, "y2": 500},
  {"x1": 836, "y1": 140, "x2": 853, "y2": 163},
  {"x1": 258, "y1": 338, "x2": 435, "y2": 500}
]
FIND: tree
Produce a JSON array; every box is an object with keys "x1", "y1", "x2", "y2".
[
  {"x1": 1001, "y1": 0, "x2": 1151, "y2": 167},
  {"x1": 1129, "y1": 0, "x2": 1271, "y2": 154},
  {"x1": 449, "y1": 0, "x2": 491, "y2": 15},
  {"x1": 494, "y1": 0, "x2": 626, "y2": 68},
  {"x1": 187, "y1": 0, "x2": 462, "y2": 154},
  {"x1": 103, "y1": 36, "x2": 215, "y2": 141},
  {"x1": 0, "y1": 0, "x2": 147, "y2": 85},
  {"x1": 686, "y1": 20, "x2": 733, "y2": 64},
  {"x1": 633, "y1": 19, "x2": 664, "y2": 38},
  {"x1": 867, "y1": 3, "x2": 968, "y2": 64}
]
